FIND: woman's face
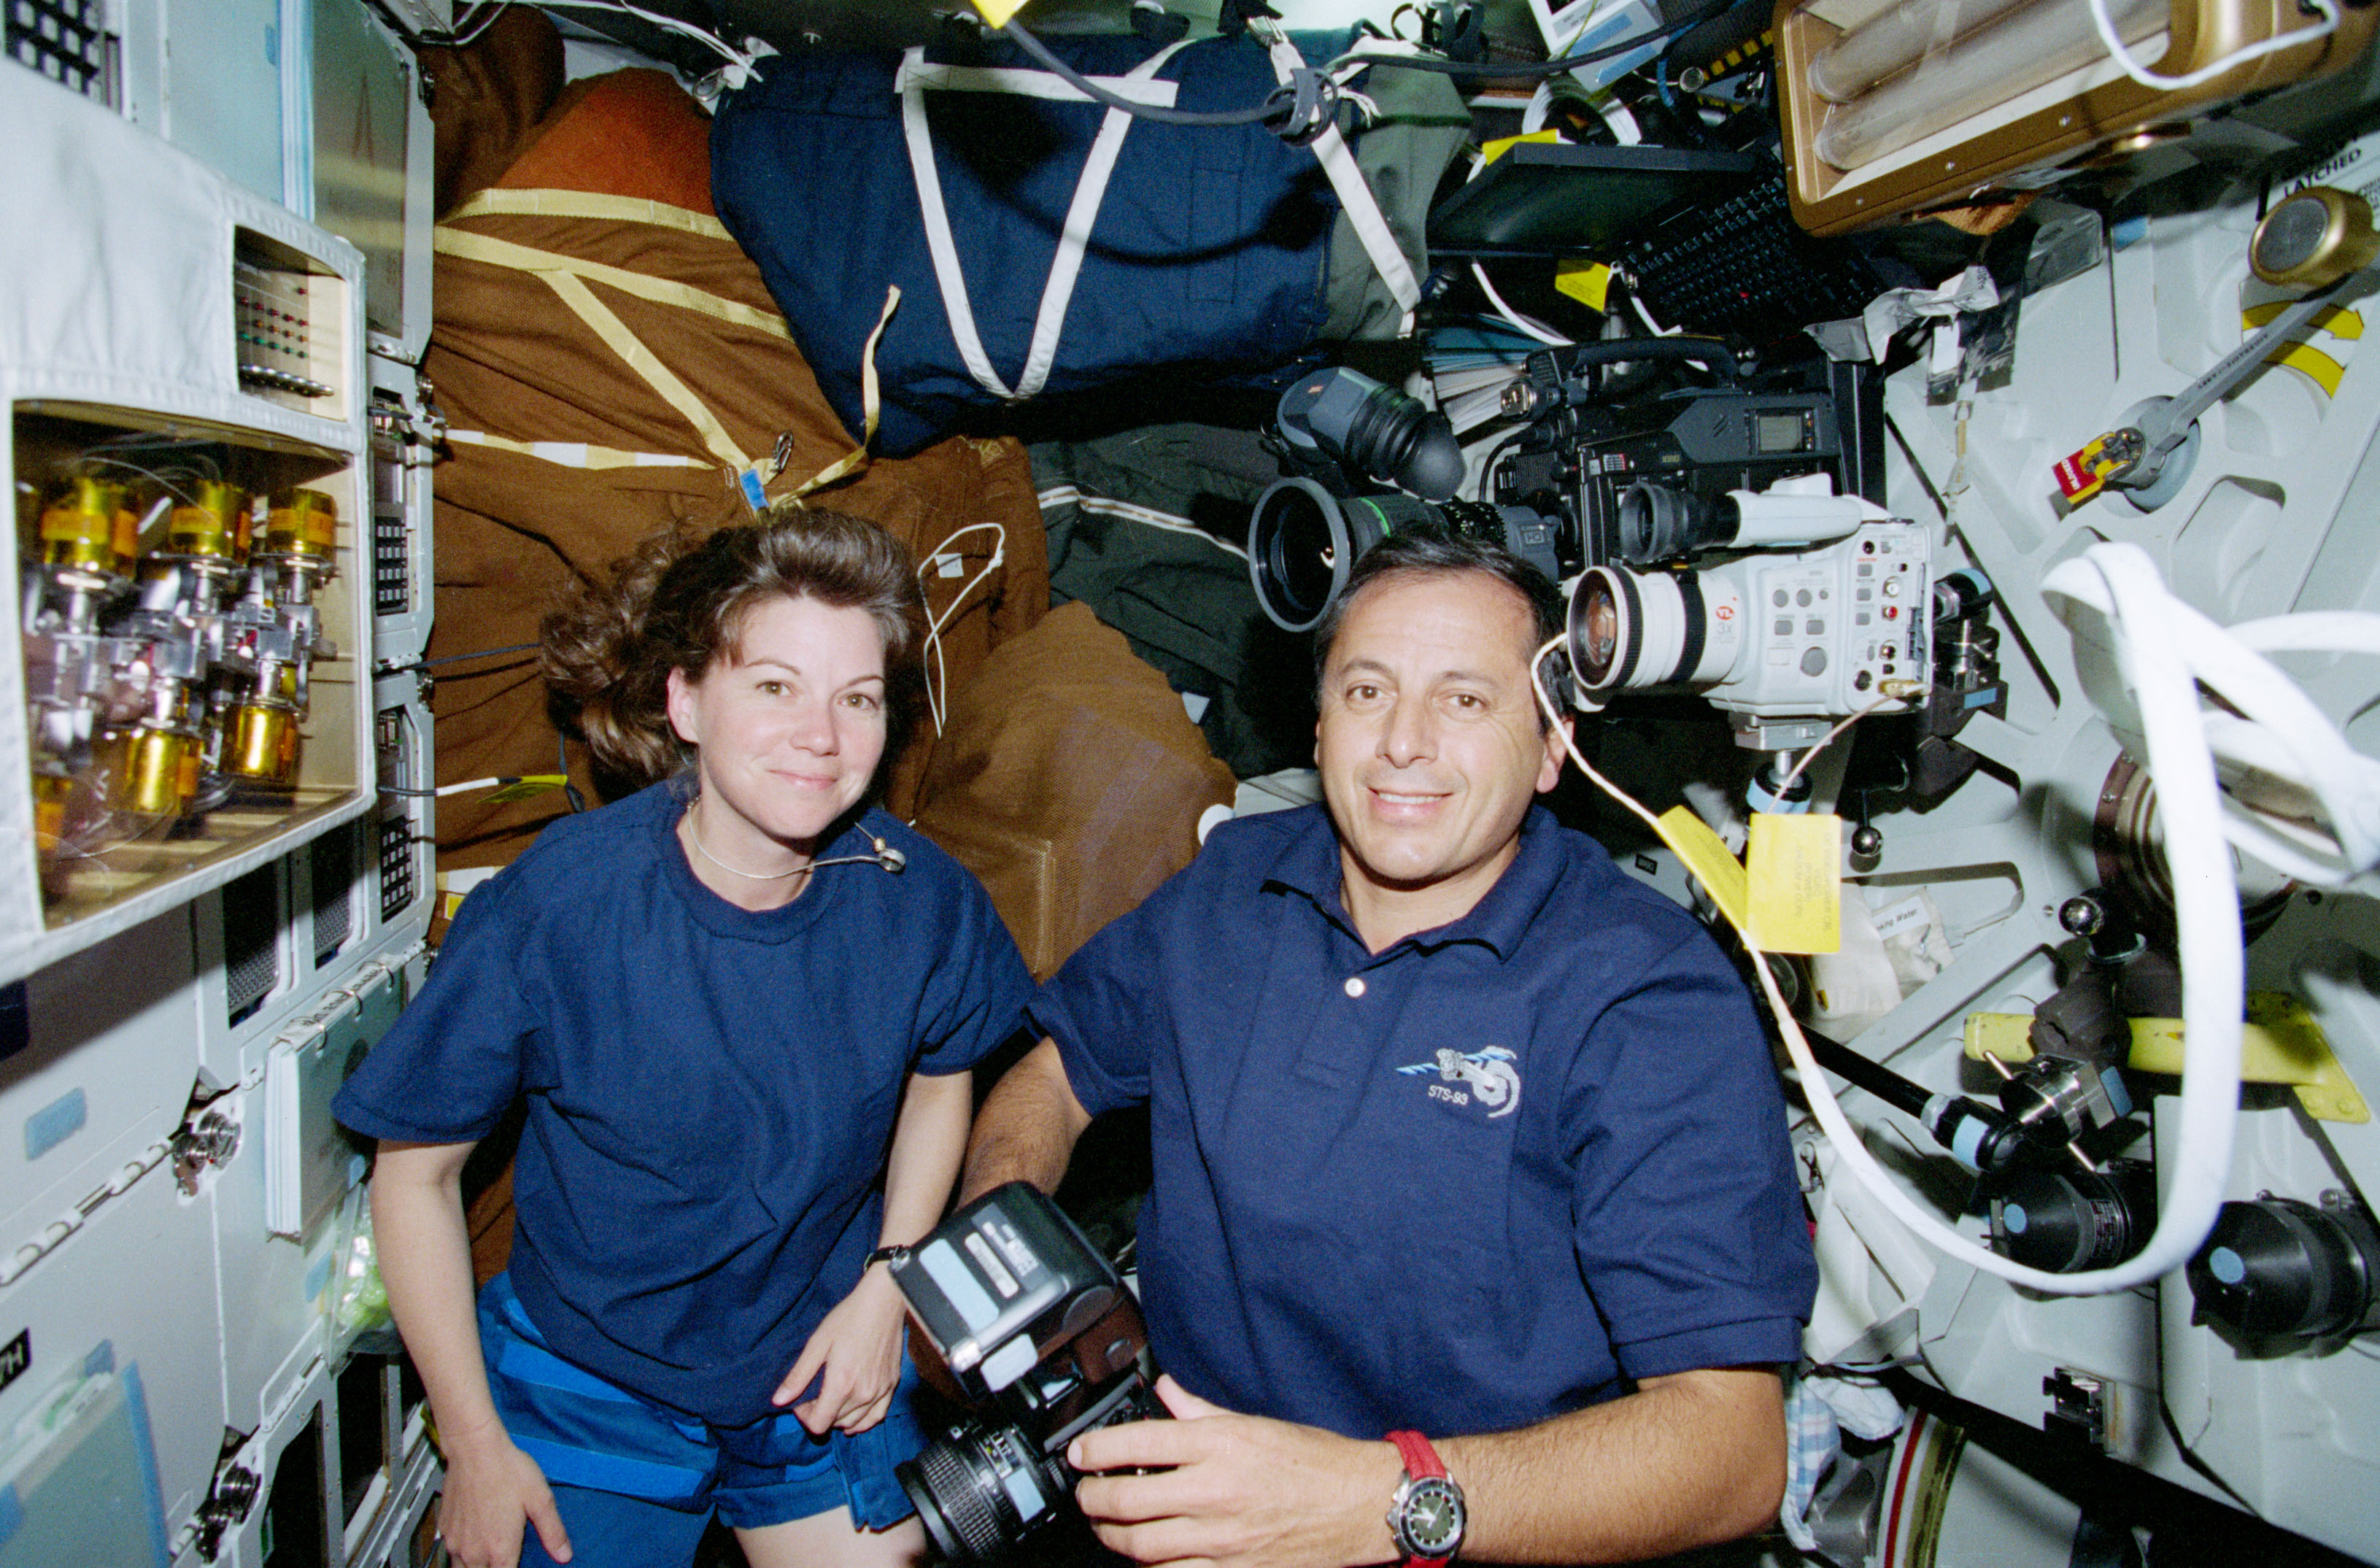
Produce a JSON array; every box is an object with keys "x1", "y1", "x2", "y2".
[{"x1": 665, "y1": 594, "x2": 889, "y2": 858}]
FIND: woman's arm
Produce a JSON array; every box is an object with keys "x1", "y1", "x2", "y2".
[
  {"x1": 773, "y1": 1067, "x2": 974, "y2": 1432},
  {"x1": 372, "y1": 1140, "x2": 572, "y2": 1568}
]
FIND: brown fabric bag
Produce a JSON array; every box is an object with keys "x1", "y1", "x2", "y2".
[{"x1": 912, "y1": 603, "x2": 1237, "y2": 980}]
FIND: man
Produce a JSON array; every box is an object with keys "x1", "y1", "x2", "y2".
[{"x1": 961, "y1": 533, "x2": 1817, "y2": 1567}]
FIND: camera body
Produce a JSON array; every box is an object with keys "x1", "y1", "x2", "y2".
[
  {"x1": 1503, "y1": 358, "x2": 1883, "y2": 572},
  {"x1": 888, "y1": 1183, "x2": 1163, "y2": 1565},
  {"x1": 1566, "y1": 476, "x2": 1931, "y2": 741}
]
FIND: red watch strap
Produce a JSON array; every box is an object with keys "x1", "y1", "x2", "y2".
[{"x1": 1388, "y1": 1429, "x2": 1447, "y2": 1481}]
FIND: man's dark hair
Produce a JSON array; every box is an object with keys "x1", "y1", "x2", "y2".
[{"x1": 1311, "y1": 530, "x2": 1569, "y2": 722}]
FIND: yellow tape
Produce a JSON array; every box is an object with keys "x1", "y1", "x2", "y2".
[
  {"x1": 1479, "y1": 130, "x2": 1563, "y2": 169},
  {"x1": 547, "y1": 271, "x2": 754, "y2": 476},
  {"x1": 444, "y1": 188, "x2": 736, "y2": 242},
  {"x1": 1655, "y1": 806, "x2": 1750, "y2": 932},
  {"x1": 2242, "y1": 302, "x2": 2362, "y2": 337},
  {"x1": 968, "y1": 0, "x2": 1029, "y2": 23},
  {"x1": 1962, "y1": 992, "x2": 2369, "y2": 1123},
  {"x1": 2265, "y1": 343, "x2": 2349, "y2": 396},
  {"x1": 434, "y1": 226, "x2": 792, "y2": 340},
  {"x1": 1746, "y1": 813, "x2": 1842, "y2": 954}
]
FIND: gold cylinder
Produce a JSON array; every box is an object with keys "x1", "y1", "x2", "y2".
[
  {"x1": 263, "y1": 487, "x2": 338, "y2": 560},
  {"x1": 31, "y1": 771, "x2": 71, "y2": 855},
  {"x1": 39, "y1": 477, "x2": 136, "y2": 573},
  {"x1": 227, "y1": 701, "x2": 301, "y2": 784},
  {"x1": 108, "y1": 727, "x2": 193, "y2": 816},
  {"x1": 169, "y1": 480, "x2": 252, "y2": 562}
]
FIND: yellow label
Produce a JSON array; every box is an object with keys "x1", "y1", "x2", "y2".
[
  {"x1": 1555, "y1": 260, "x2": 1612, "y2": 312},
  {"x1": 1479, "y1": 129, "x2": 1561, "y2": 169},
  {"x1": 1654, "y1": 805, "x2": 1749, "y2": 934},
  {"x1": 1746, "y1": 813, "x2": 1842, "y2": 954},
  {"x1": 967, "y1": 0, "x2": 1029, "y2": 24}
]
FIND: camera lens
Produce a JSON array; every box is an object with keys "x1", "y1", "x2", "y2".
[
  {"x1": 1615, "y1": 483, "x2": 1738, "y2": 563},
  {"x1": 1566, "y1": 565, "x2": 1745, "y2": 693},
  {"x1": 900, "y1": 1424, "x2": 1064, "y2": 1567},
  {"x1": 1248, "y1": 482, "x2": 1439, "y2": 633}
]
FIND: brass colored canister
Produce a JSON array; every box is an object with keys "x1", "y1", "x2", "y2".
[
  {"x1": 227, "y1": 700, "x2": 302, "y2": 784},
  {"x1": 40, "y1": 477, "x2": 136, "y2": 572},
  {"x1": 31, "y1": 771, "x2": 71, "y2": 854},
  {"x1": 110, "y1": 726, "x2": 195, "y2": 816},
  {"x1": 263, "y1": 487, "x2": 338, "y2": 560},
  {"x1": 169, "y1": 480, "x2": 252, "y2": 562}
]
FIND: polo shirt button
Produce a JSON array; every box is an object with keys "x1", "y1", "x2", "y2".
[{"x1": 1344, "y1": 977, "x2": 1366, "y2": 997}]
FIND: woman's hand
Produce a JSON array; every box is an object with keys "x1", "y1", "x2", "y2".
[
  {"x1": 437, "y1": 1418, "x2": 573, "y2": 1568},
  {"x1": 773, "y1": 1263, "x2": 909, "y2": 1436}
]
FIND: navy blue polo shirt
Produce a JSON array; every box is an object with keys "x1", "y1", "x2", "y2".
[
  {"x1": 335, "y1": 781, "x2": 1032, "y2": 1425},
  {"x1": 1032, "y1": 803, "x2": 1815, "y2": 1440}
]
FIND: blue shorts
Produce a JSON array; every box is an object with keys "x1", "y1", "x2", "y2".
[{"x1": 477, "y1": 1273, "x2": 925, "y2": 1532}]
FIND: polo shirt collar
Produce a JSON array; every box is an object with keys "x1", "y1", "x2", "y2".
[{"x1": 1259, "y1": 802, "x2": 1568, "y2": 961}]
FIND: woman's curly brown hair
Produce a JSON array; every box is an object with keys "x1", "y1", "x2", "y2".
[{"x1": 542, "y1": 506, "x2": 927, "y2": 795}]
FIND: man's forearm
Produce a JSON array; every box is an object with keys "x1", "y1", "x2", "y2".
[
  {"x1": 1068, "y1": 1366, "x2": 1786, "y2": 1568},
  {"x1": 959, "y1": 1038, "x2": 1092, "y2": 1202},
  {"x1": 1442, "y1": 1367, "x2": 1786, "y2": 1562}
]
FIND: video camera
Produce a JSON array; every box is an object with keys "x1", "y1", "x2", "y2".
[
  {"x1": 886, "y1": 1183, "x2": 1164, "y2": 1565},
  {"x1": 1247, "y1": 366, "x2": 1572, "y2": 630}
]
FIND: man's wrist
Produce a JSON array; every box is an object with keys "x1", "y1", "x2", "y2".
[{"x1": 1386, "y1": 1430, "x2": 1468, "y2": 1566}]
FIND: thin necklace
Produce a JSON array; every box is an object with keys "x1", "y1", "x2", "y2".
[{"x1": 684, "y1": 797, "x2": 811, "y2": 881}]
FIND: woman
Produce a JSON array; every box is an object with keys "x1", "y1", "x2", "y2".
[{"x1": 336, "y1": 510, "x2": 1032, "y2": 1568}]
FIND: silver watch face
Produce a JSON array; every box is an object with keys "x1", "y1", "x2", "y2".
[{"x1": 1395, "y1": 1475, "x2": 1467, "y2": 1557}]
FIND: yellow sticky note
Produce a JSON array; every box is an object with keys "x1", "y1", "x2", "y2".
[
  {"x1": 1479, "y1": 129, "x2": 1563, "y2": 168},
  {"x1": 967, "y1": 0, "x2": 1029, "y2": 24},
  {"x1": 1655, "y1": 805, "x2": 1749, "y2": 934},
  {"x1": 1555, "y1": 260, "x2": 1612, "y2": 312},
  {"x1": 1747, "y1": 814, "x2": 1842, "y2": 954}
]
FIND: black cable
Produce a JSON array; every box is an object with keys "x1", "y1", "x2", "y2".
[{"x1": 382, "y1": 641, "x2": 540, "y2": 675}]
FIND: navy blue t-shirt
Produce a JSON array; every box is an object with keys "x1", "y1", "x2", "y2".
[
  {"x1": 1032, "y1": 803, "x2": 1816, "y2": 1440},
  {"x1": 335, "y1": 781, "x2": 1033, "y2": 1425}
]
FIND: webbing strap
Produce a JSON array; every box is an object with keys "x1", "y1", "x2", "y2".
[
  {"x1": 434, "y1": 225, "x2": 794, "y2": 340},
  {"x1": 781, "y1": 285, "x2": 900, "y2": 500},
  {"x1": 444, "y1": 430, "x2": 709, "y2": 470},
  {"x1": 548, "y1": 271, "x2": 755, "y2": 474},
  {"x1": 442, "y1": 187, "x2": 737, "y2": 242},
  {"x1": 1257, "y1": 29, "x2": 1421, "y2": 325},
  {"x1": 896, "y1": 39, "x2": 1194, "y2": 403}
]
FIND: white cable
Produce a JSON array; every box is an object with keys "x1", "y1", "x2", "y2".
[
  {"x1": 914, "y1": 522, "x2": 1008, "y2": 735},
  {"x1": 2087, "y1": 0, "x2": 2338, "y2": 91},
  {"x1": 545, "y1": 0, "x2": 758, "y2": 68},
  {"x1": 1626, "y1": 288, "x2": 1676, "y2": 338},
  {"x1": 1471, "y1": 261, "x2": 1572, "y2": 347},
  {"x1": 2050, "y1": 579, "x2": 2380, "y2": 884},
  {"x1": 1532, "y1": 548, "x2": 2246, "y2": 1294}
]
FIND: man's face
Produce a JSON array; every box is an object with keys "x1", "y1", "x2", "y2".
[{"x1": 1315, "y1": 569, "x2": 1566, "y2": 912}]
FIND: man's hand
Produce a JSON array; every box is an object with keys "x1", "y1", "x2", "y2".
[
  {"x1": 1068, "y1": 1376, "x2": 1403, "y2": 1568},
  {"x1": 437, "y1": 1419, "x2": 572, "y2": 1568},
  {"x1": 773, "y1": 1264, "x2": 908, "y2": 1435}
]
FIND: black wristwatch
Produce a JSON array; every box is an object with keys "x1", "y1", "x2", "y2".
[
  {"x1": 1386, "y1": 1429, "x2": 1467, "y2": 1567},
  {"x1": 865, "y1": 1243, "x2": 913, "y2": 1270}
]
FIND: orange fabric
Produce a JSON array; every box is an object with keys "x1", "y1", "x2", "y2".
[{"x1": 498, "y1": 68, "x2": 717, "y2": 215}]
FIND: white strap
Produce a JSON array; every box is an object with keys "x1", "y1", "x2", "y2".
[
  {"x1": 892, "y1": 58, "x2": 1183, "y2": 106},
  {"x1": 1258, "y1": 30, "x2": 1422, "y2": 326},
  {"x1": 897, "y1": 39, "x2": 1196, "y2": 403},
  {"x1": 444, "y1": 430, "x2": 709, "y2": 470}
]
